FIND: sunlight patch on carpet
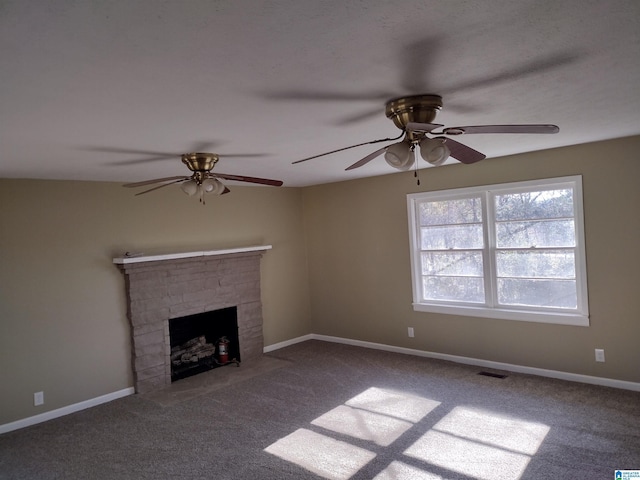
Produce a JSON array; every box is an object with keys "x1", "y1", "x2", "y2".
[
  {"x1": 404, "y1": 406, "x2": 550, "y2": 480},
  {"x1": 311, "y1": 388, "x2": 440, "y2": 447},
  {"x1": 264, "y1": 387, "x2": 550, "y2": 480},
  {"x1": 264, "y1": 387, "x2": 439, "y2": 478},
  {"x1": 311, "y1": 404, "x2": 413, "y2": 447},
  {"x1": 264, "y1": 428, "x2": 376, "y2": 480},
  {"x1": 434, "y1": 406, "x2": 550, "y2": 455},
  {"x1": 345, "y1": 387, "x2": 441, "y2": 423},
  {"x1": 372, "y1": 460, "x2": 446, "y2": 479}
]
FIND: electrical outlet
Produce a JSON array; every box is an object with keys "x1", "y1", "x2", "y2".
[
  {"x1": 34, "y1": 391, "x2": 44, "y2": 406},
  {"x1": 595, "y1": 349, "x2": 605, "y2": 363},
  {"x1": 408, "y1": 327, "x2": 415, "y2": 338}
]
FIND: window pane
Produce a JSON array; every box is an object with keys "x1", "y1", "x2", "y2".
[
  {"x1": 495, "y1": 189, "x2": 574, "y2": 221},
  {"x1": 497, "y1": 278, "x2": 577, "y2": 308},
  {"x1": 419, "y1": 198, "x2": 482, "y2": 226},
  {"x1": 421, "y1": 252, "x2": 484, "y2": 276},
  {"x1": 422, "y1": 276, "x2": 485, "y2": 303},
  {"x1": 421, "y1": 225, "x2": 484, "y2": 250},
  {"x1": 496, "y1": 250, "x2": 576, "y2": 278},
  {"x1": 496, "y1": 220, "x2": 575, "y2": 248}
]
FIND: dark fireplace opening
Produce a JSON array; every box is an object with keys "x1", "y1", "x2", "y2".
[{"x1": 169, "y1": 306, "x2": 240, "y2": 382}]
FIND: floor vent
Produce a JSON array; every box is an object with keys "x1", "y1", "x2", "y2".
[{"x1": 478, "y1": 371, "x2": 507, "y2": 379}]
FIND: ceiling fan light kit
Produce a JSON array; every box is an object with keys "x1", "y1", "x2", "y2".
[
  {"x1": 201, "y1": 178, "x2": 226, "y2": 195},
  {"x1": 419, "y1": 137, "x2": 450, "y2": 166},
  {"x1": 180, "y1": 179, "x2": 199, "y2": 196},
  {"x1": 384, "y1": 141, "x2": 414, "y2": 170},
  {"x1": 180, "y1": 177, "x2": 225, "y2": 197}
]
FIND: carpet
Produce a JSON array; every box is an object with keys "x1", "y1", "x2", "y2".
[{"x1": 0, "y1": 340, "x2": 638, "y2": 479}]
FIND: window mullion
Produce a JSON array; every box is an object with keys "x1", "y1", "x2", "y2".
[{"x1": 484, "y1": 191, "x2": 498, "y2": 308}]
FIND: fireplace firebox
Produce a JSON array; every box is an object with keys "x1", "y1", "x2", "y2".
[{"x1": 169, "y1": 306, "x2": 240, "y2": 381}]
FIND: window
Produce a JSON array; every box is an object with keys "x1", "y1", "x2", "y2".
[{"x1": 407, "y1": 176, "x2": 589, "y2": 326}]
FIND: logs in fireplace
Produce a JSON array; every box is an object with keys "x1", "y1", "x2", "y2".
[{"x1": 171, "y1": 333, "x2": 215, "y2": 362}]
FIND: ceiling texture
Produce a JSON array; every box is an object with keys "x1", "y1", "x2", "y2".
[{"x1": 2, "y1": 1, "x2": 639, "y2": 188}]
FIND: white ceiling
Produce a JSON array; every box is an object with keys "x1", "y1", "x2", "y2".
[{"x1": 2, "y1": 1, "x2": 639, "y2": 188}]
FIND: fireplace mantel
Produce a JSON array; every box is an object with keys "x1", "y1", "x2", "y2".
[{"x1": 113, "y1": 245, "x2": 272, "y2": 265}]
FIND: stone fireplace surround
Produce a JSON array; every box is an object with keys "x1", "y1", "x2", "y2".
[{"x1": 114, "y1": 246, "x2": 270, "y2": 394}]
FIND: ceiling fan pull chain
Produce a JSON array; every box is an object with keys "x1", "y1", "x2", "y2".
[{"x1": 410, "y1": 143, "x2": 420, "y2": 185}]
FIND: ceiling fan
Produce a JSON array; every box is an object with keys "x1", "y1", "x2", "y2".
[
  {"x1": 123, "y1": 152, "x2": 283, "y2": 204},
  {"x1": 292, "y1": 94, "x2": 559, "y2": 174}
]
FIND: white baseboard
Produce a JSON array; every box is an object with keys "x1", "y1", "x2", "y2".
[
  {"x1": 265, "y1": 333, "x2": 640, "y2": 392},
  {"x1": 0, "y1": 387, "x2": 135, "y2": 435},
  {"x1": 263, "y1": 333, "x2": 316, "y2": 353},
  {"x1": 5, "y1": 335, "x2": 638, "y2": 435}
]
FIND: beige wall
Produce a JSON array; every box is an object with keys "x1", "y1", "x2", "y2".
[
  {"x1": 302, "y1": 135, "x2": 640, "y2": 384},
  {"x1": 0, "y1": 181, "x2": 311, "y2": 424},
  {"x1": 2, "y1": 135, "x2": 639, "y2": 426}
]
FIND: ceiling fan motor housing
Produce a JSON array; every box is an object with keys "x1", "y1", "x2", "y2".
[
  {"x1": 385, "y1": 94, "x2": 443, "y2": 131},
  {"x1": 181, "y1": 153, "x2": 219, "y2": 173}
]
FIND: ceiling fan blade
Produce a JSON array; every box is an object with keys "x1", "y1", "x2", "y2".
[
  {"x1": 345, "y1": 146, "x2": 389, "y2": 170},
  {"x1": 437, "y1": 137, "x2": 486, "y2": 164},
  {"x1": 221, "y1": 187, "x2": 231, "y2": 195},
  {"x1": 211, "y1": 173, "x2": 283, "y2": 187},
  {"x1": 292, "y1": 131, "x2": 404, "y2": 164},
  {"x1": 442, "y1": 124, "x2": 559, "y2": 135},
  {"x1": 134, "y1": 179, "x2": 188, "y2": 196},
  {"x1": 406, "y1": 122, "x2": 445, "y2": 133},
  {"x1": 123, "y1": 176, "x2": 188, "y2": 188}
]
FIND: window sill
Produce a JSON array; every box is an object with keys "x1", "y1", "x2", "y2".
[{"x1": 412, "y1": 302, "x2": 589, "y2": 326}]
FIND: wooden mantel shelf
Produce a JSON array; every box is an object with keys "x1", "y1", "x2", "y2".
[{"x1": 112, "y1": 245, "x2": 272, "y2": 265}]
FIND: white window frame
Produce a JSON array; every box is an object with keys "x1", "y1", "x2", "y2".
[{"x1": 407, "y1": 176, "x2": 589, "y2": 326}]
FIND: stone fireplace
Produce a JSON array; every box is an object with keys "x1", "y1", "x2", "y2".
[{"x1": 114, "y1": 246, "x2": 270, "y2": 394}]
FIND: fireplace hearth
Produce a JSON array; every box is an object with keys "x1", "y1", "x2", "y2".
[{"x1": 114, "y1": 246, "x2": 271, "y2": 393}]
